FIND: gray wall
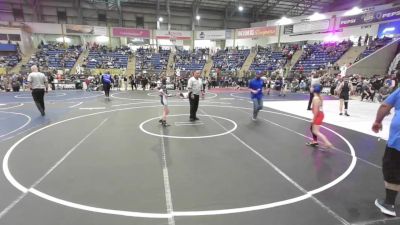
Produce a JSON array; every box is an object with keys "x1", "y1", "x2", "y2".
[{"x1": 346, "y1": 39, "x2": 400, "y2": 77}]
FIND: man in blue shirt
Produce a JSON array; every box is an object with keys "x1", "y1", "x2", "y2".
[
  {"x1": 372, "y1": 88, "x2": 400, "y2": 216},
  {"x1": 249, "y1": 72, "x2": 264, "y2": 120}
]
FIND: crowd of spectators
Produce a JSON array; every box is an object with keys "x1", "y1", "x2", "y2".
[
  {"x1": 83, "y1": 44, "x2": 131, "y2": 69},
  {"x1": 26, "y1": 42, "x2": 82, "y2": 70},
  {"x1": 212, "y1": 48, "x2": 250, "y2": 72},
  {"x1": 174, "y1": 48, "x2": 208, "y2": 72},
  {"x1": 292, "y1": 40, "x2": 353, "y2": 74},
  {"x1": 135, "y1": 47, "x2": 170, "y2": 73},
  {"x1": 250, "y1": 45, "x2": 298, "y2": 74},
  {"x1": 0, "y1": 54, "x2": 21, "y2": 69}
]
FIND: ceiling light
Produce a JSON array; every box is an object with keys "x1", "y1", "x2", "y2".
[
  {"x1": 196, "y1": 15, "x2": 200, "y2": 20},
  {"x1": 238, "y1": 6, "x2": 244, "y2": 11},
  {"x1": 158, "y1": 17, "x2": 163, "y2": 22},
  {"x1": 276, "y1": 17, "x2": 292, "y2": 26},
  {"x1": 309, "y1": 12, "x2": 326, "y2": 21},
  {"x1": 344, "y1": 7, "x2": 363, "y2": 16}
]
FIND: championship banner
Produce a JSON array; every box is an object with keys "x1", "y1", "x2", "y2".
[
  {"x1": 339, "y1": 7, "x2": 400, "y2": 28},
  {"x1": 65, "y1": 24, "x2": 107, "y2": 36},
  {"x1": 236, "y1": 26, "x2": 276, "y2": 38},
  {"x1": 112, "y1": 27, "x2": 150, "y2": 38},
  {"x1": 155, "y1": 30, "x2": 192, "y2": 40}
]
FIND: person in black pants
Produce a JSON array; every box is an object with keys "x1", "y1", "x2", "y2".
[
  {"x1": 101, "y1": 72, "x2": 113, "y2": 99},
  {"x1": 187, "y1": 70, "x2": 204, "y2": 121},
  {"x1": 27, "y1": 65, "x2": 48, "y2": 116},
  {"x1": 337, "y1": 78, "x2": 353, "y2": 116}
]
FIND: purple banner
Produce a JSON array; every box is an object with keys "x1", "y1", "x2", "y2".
[
  {"x1": 112, "y1": 27, "x2": 150, "y2": 38},
  {"x1": 340, "y1": 7, "x2": 400, "y2": 28}
]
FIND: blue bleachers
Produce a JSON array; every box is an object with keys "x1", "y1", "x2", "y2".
[
  {"x1": 175, "y1": 50, "x2": 206, "y2": 71},
  {"x1": 86, "y1": 51, "x2": 128, "y2": 69},
  {"x1": 212, "y1": 49, "x2": 250, "y2": 71},
  {"x1": 0, "y1": 55, "x2": 20, "y2": 68},
  {"x1": 292, "y1": 42, "x2": 351, "y2": 74},
  {"x1": 27, "y1": 44, "x2": 82, "y2": 69},
  {"x1": 135, "y1": 49, "x2": 170, "y2": 73},
  {"x1": 250, "y1": 49, "x2": 288, "y2": 72}
]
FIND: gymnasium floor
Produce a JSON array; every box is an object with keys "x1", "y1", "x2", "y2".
[{"x1": 0, "y1": 89, "x2": 398, "y2": 225}]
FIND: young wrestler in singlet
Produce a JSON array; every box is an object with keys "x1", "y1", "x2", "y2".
[{"x1": 307, "y1": 84, "x2": 334, "y2": 149}]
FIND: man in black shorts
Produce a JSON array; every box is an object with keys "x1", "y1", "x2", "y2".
[{"x1": 372, "y1": 87, "x2": 400, "y2": 216}]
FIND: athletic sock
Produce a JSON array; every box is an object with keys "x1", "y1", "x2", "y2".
[
  {"x1": 310, "y1": 125, "x2": 317, "y2": 142},
  {"x1": 385, "y1": 189, "x2": 398, "y2": 205}
]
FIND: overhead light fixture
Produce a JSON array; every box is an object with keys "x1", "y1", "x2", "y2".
[
  {"x1": 158, "y1": 17, "x2": 163, "y2": 22},
  {"x1": 196, "y1": 15, "x2": 200, "y2": 20},
  {"x1": 238, "y1": 6, "x2": 244, "y2": 11},
  {"x1": 344, "y1": 6, "x2": 363, "y2": 16},
  {"x1": 309, "y1": 12, "x2": 326, "y2": 21},
  {"x1": 275, "y1": 17, "x2": 292, "y2": 26}
]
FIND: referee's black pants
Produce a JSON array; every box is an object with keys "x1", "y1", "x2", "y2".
[
  {"x1": 32, "y1": 89, "x2": 45, "y2": 114},
  {"x1": 307, "y1": 92, "x2": 314, "y2": 110},
  {"x1": 189, "y1": 94, "x2": 200, "y2": 120}
]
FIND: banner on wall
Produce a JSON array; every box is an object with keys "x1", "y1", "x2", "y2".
[
  {"x1": 195, "y1": 30, "x2": 227, "y2": 40},
  {"x1": 25, "y1": 22, "x2": 63, "y2": 34},
  {"x1": 236, "y1": 26, "x2": 276, "y2": 38},
  {"x1": 293, "y1": 20, "x2": 330, "y2": 33},
  {"x1": 226, "y1": 30, "x2": 233, "y2": 39},
  {"x1": 65, "y1": 24, "x2": 107, "y2": 36},
  {"x1": 377, "y1": 20, "x2": 400, "y2": 38},
  {"x1": 283, "y1": 25, "x2": 294, "y2": 34},
  {"x1": 339, "y1": 7, "x2": 400, "y2": 28},
  {"x1": 155, "y1": 30, "x2": 191, "y2": 40},
  {"x1": 112, "y1": 27, "x2": 150, "y2": 38}
]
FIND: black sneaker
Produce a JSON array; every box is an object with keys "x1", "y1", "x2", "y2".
[
  {"x1": 158, "y1": 119, "x2": 163, "y2": 124},
  {"x1": 189, "y1": 118, "x2": 195, "y2": 122},
  {"x1": 345, "y1": 113, "x2": 350, "y2": 117},
  {"x1": 306, "y1": 142, "x2": 319, "y2": 147},
  {"x1": 339, "y1": 113, "x2": 343, "y2": 116},
  {"x1": 194, "y1": 117, "x2": 200, "y2": 120},
  {"x1": 162, "y1": 121, "x2": 170, "y2": 127},
  {"x1": 375, "y1": 199, "x2": 396, "y2": 217}
]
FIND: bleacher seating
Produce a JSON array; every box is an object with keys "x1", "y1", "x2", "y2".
[
  {"x1": 27, "y1": 43, "x2": 82, "y2": 69},
  {"x1": 356, "y1": 37, "x2": 393, "y2": 62},
  {"x1": 212, "y1": 49, "x2": 250, "y2": 72},
  {"x1": 250, "y1": 46, "x2": 296, "y2": 72},
  {"x1": 135, "y1": 48, "x2": 170, "y2": 73},
  {"x1": 0, "y1": 55, "x2": 20, "y2": 68},
  {"x1": 85, "y1": 46, "x2": 129, "y2": 69},
  {"x1": 292, "y1": 41, "x2": 352, "y2": 74},
  {"x1": 174, "y1": 49, "x2": 207, "y2": 71},
  {"x1": 0, "y1": 44, "x2": 21, "y2": 70}
]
